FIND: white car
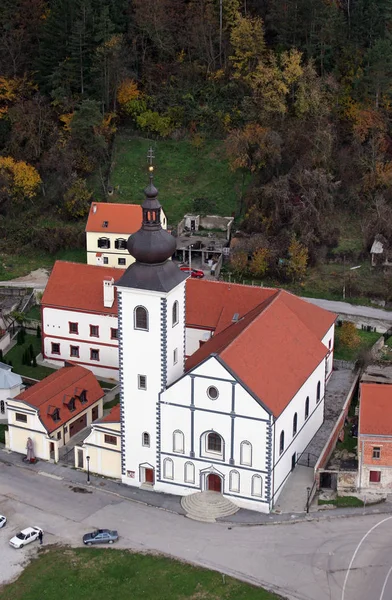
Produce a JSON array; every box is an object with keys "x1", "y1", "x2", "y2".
[
  {"x1": 9, "y1": 526, "x2": 43, "y2": 549},
  {"x1": 0, "y1": 515, "x2": 6, "y2": 528}
]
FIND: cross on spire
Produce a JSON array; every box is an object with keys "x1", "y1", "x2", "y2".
[{"x1": 147, "y1": 147, "x2": 155, "y2": 181}]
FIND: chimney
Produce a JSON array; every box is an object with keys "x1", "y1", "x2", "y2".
[
  {"x1": 103, "y1": 277, "x2": 114, "y2": 308},
  {"x1": 92, "y1": 204, "x2": 97, "y2": 213}
]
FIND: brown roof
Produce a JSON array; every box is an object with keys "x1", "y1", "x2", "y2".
[
  {"x1": 86, "y1": 202, "x2": 143, "y2": 234},
  {"x1": 14, "y1": 365, "x2": 104, "y2": 433},
  {"x1": 359, "y1": 382, "x2": 392, "y2": 435},
  {"x1": 102, "y1": 404, "x2": 120, "y2": 423},
  {"x1": 186, "y1": 291, "x2": 329, "y2": 417},
  {"x1": 41, "y1": 261, "x2": 124, "y2": 314}
]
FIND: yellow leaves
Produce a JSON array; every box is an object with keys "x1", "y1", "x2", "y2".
[
  {"x1": 177, "y1": 49, "x2": 186, "y2": 64},
  {"x1": 0, "y1": 77, "x2": 35, "y2": 119},
  {"x1": 250, "y1": 247, "x2": 270, "y2": 277},
  {"x1": 339, "y1": 322, "x2": 360, "y2": 349},
  {"x1": 230, "y1": 14, "x2": 265, "y2": 79},
  {"x1": 0, "y1": 156, "x2": 41, "y2": 201},
  {"x1": 59, "y1": 112, "x2": 74, "y2": 132},
  {"x1": 281, "y1": 49, "x2": 303, "y2": 85},
  {"x1": 286, "y1": 237, "x2": 308, "y2": 282},
  {"x1": 226, "y1": 123, "x2": 281, "y2": 172},
  {"x1": 117, "y1": 79, "x2": 141, "y2": 107},
  {"x1": 349, "y1": 106, "x2": 386, "y2": 142}
]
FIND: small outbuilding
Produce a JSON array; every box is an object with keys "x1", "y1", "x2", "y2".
[{"x1": 0, "y1": 362, "x2": 23, "y2": 420}]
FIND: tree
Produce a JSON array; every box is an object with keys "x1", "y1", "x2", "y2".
[
  {"x1": 226, "y1": 123, "x2": 281, "y2": 173},
  {"x1": 286, "y1": 237, "x2": 308, "y2": 281},
  {"x1": 36, "y1": 324, "x2": 41, "y2": 339},
  {"x1": 230, "y1": 249, "x2": 248, "y2": 276},
  {"x1": 63, "y1": 177, "x2": 92, "y2": 219},
  {"x1": 0, "y1": 157, "x2": 41, "y2": 210},
  {"x1": 230, "y1": 14, "x2": 265, "y2": 80},
  {"x1": 339, "y1": 321, "x2": 360, "y2": 348},
  {"x1": 249, "y1": 247, "x2": 270, "y2": 278}
]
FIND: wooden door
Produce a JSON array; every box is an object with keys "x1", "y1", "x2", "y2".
[
  {"x1": 91, "y1": 405, "x2": 99, "y2": 421},
  {"x1": 69, "y1": 413, "x2": 87, "y2": 437},
  {"x1": 145, "y1": 468, "x2": 154, "y2": 484},
  {"x1": 207, "y1": 473, "x2": 221, "y2": 492}
]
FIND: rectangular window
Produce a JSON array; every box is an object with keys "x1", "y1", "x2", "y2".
[
  {"x1": 115, "y1": 238, "x2": 127, "y2": 250},
  {"x1": 90, "y1": 349, "x2": 100, "y2": 361},
  {"x1": 111, "y1": 328, "x2": 118, "y2": 339},
  {"x1": 70, "y1": 345, "x2": 79, "y2": 358},
  {"x1": 90, "y1": 325, "x2": 99, "y2": 337},
  {"x1": 69, "y1": 322, "x2": 78, "y2": 334},
  {"x1": 372, "y1": 446, "x2": 381, "y2": 459},
  {"x1": 173, "y1": 348, "x2": 178, "y2": 365},
  {"x1": 369, "y1": 470, "x2": 381, "y2": 483},
  {"x1": 57, "y1": 431, "x2": 62, "y2": 440},
  {"x1": 104, "y1": 434, "x2": 117, "y2": 446},
  {"x1": 103, "y1": 257, "x2": 109, "y2": 265},
  {"x1": 98, "y1": 237, "x2": 110, "y2": 249},
  {"x1": 51, "y1": 342, "x2": 60, "y2": 355},
  {"x1": 15, "y1": 412, "x2": 27, "y2": 423},
  {"x1": 138, "y1": 375, "x2": 147, "y2": 390},
  {"x1": 118, "y1": 258, "x2": 126, "y2": 266}
]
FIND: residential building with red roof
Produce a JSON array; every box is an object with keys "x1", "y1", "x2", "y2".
[
  {"x1": 85, "y1": 202, "x2": 167, "y2": 270},
  {"x1": 6, "y1": 364, "x2": 104, "y2": 462},
  {"x1": 358, "y1": 369, "x2": 392, "y2": 491}
]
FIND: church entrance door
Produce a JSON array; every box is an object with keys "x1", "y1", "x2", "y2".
[
  {"x1": 144, "y1": 468, "x2": 154, "y2": 484},
  {"x1": 207, "y1": 473, "x2": 222, "y2": 492}
]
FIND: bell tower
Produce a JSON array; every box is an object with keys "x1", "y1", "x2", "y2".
[{"x1": 116, "y1": 149, "x2": 187, "y2": 488}]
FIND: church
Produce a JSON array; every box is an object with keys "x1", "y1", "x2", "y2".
[{"x1": 103, "y1": 160, "x2": 336, "y2": 513}]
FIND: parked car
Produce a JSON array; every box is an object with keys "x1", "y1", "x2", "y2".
[
  {"x1": 179, "y1": 265, "x2": 204, "y2": 279},
  {"x1": 9, "y1": 526, "x2": 43, "y2": 548},
  {"x1": 83, "y1": 529, "x2": 119, "y2": 545},
  {"x1": 0, "y1": 515, "x2": 6, "y2": 528}
]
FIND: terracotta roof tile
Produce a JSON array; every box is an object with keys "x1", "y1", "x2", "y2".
[
  {"x1": 359, "y1": 382, "x2": 392, "y2": 435},
  {"x1": 102, "y1": 404, "x2": 120, "y2": 422},
  {"x1": 14, "y1": 365, "x2": 104, "y2": 433},
  {"x1": 86, "y1": 202, "x2": 143, "y2": 234},
  {"x1": 186, "y1": 291, "x2": 328, "y2": 417},
  {"x1": 41, "y1": 261, "x2": 124, "y2": 314}
]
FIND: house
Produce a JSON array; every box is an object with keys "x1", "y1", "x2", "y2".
[
  {"x1": 75, "y1": 404, "x2": 121, "y2": 478},
  {"x1": 41, "y1": 262, "x2": 121, "y2": 379},
  {"x1": 69, "y1": 160, "x2": 336, "y2": 513},
  {"x1": 0, "y1": 362, "x2": 23, "y2": 419},
  {"x1": 5, "y1": 364, "x2": 104, "y2": 462},
  {"x1": 86, "y1": 202, "x2": 167, "y2": 269},
  {"x1": 358, "y1": 367, "x2": 392, "y2": 492}
]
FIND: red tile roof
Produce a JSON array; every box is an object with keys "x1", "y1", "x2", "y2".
[
  {"x1": 86, "y1": 202, "x2": 143, "y2": 234},
  {"x1": 359, "y1": 383, "x2": 392, "y2": 435},
  {"x1": 102, "y1": 404, "x2": 120, "y2": 423},
  {"x1": 41, "y1": 261, "x2": 124, "y2": 314},
  {"x1": 186, "y1": 291, "x2": 329, "y2": 417},
  {"x1": 14, "y1": 365, "x2": 104, "y2": 433}
]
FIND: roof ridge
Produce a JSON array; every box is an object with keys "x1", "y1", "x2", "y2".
[
  {"x1": 191, "y1": 279, "x2": 279, "y2": 292},
  {"x1": 17, "y1": 365, "x2": 86, "y2": 400}
]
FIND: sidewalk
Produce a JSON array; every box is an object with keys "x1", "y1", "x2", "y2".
[{"x1": 1, "y1": 445, "x2": 392, "y2": 526}]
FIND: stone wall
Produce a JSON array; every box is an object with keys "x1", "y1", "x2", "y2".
[{"x1": 337, "y1": 470, "x2": 358, "y2": 493}]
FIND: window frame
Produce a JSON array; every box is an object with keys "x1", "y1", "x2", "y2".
[
  {"x1": 172, "y1": 301, "x2": 179, "y2": 326},
  {"x1": 293, "y1": 412, "x2": 298, "y2": 437},
  {"x1": 98, "y1": 237, "x2": 110, "y2": 249},
  {"x1": 163, "y1": 457, "x2": 174, "y2": 480},
  {"x1": 115, "y1": 238, "x2": 127, "y2": 250},
  {"x1": 138, "y1": 374, "x2": 147, "y2": 390},
  {"x1": 15, "y1": 412, "x2": 27, "y2": 423},
  {"x1": 51, "y1": 342, "x2": 60, "y2": 355},
  {"x1": 207, "y1": 386, "x2": 219, "y2": 400},
  {"x1": 134, "y1": 306, "x2": 149, "y2": 331},
  {"x1": 251, "y1": 474, "x2": 263, "y2": 497},
  {"x1": 240, "y1": 440, "x2": 252, "y2": 466},
  {"x1": 316, "y1": 381, "x2": 321, "y2": 402},
  {"x1": 118, "y1": 257, "x2": 126, "y2": 266},
  {"x1": 70, "y1": 345, "x2": 79, "y2": 358},
  {"x1": 90, "y1": 348, "x2": 100, "y2": 361},
  {"x1": 142, "y1": 432, "x2": 150, "y2": 447},
  {"x1": 279, "y1": 430, "x2": 285, "y2": 456},
  {"x1": 173, "y1": 430, "x2": 184, "y2": 453},
  {"x1": 369, "y1": 470, "x2": 381, "y2": 483},
  {"x1": 110, "y1": 328, "x2": 118, "y2": 340},
  {"x1": 305, "y1": 396, "x2": 310, "y2": 420},
  {"x1": 103, "y1": 257, "x2": 109, "y2": 265},
  {"x1": 69, "y1": 322, "x2": 79, "y2": 335},
  {"x1": 104, "y1": 434, "x2": 117, "y2": 446},
  {"x1": 184, "y1": 461, "x2": 195, "y2": 484},
  {"x1": 173, "y1": 348, "x2": 178, "y2": 365},
  {"x1": 207, "y1": 432, "x2": 222, "y2": 454},
  {"x1": 89, "y1": 324, "x2": 99, "y2": 338},
  {"x1": 229, "y1": 469, "x2": 240, "y2": 493},
  {"x1": 372, "y1": 446, "x2": 381, "y2": 459}
]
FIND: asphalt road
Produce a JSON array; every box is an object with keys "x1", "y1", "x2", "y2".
[
  {"x1": 304, "y1": 297, "x2": 392, "y2": 323},
  {"x1": 1, "y1": 462, "x2": 392, "y2": 600}
]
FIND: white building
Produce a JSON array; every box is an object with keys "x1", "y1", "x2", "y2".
[
  {"x1": 86, "y1": 202, "x2": 167, "y2": 269},
  {"x1": 112, "y1": 164, "x2": 336, "y2": 513}
]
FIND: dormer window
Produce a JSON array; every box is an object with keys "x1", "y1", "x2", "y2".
[
  {"x1": 79, "y1": 390, "x2": 87, "y2": 404},
  {"x1": 68, "y1": 397, "x2": 76, "y2": 412},
  {"x1": 48, "y1": 407, "x2": 60, "y2": 422},
  {"x1": 102, "y1": 221, "x2": 108, "y2": 228},
  {"x1": 98, "y1": 237, "x2": 110, "y2": 249},
  {"x1": 115, "y1": 238, "x2": 127, "y2": 250}
]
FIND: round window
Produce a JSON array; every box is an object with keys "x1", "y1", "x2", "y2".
[{"x1": 207, "y1": 386, "x2": 219, "y2": 400}]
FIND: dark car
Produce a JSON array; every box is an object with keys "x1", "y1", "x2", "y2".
[
  {"x1": 83, "y1": 529, "x2": 118, "y2": 545},
  {"x1": 179, "y1": 265, "x2": 204, "y2": 279}
]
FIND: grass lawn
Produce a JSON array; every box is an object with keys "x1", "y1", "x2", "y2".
[
  {"x1": 0, "y1": 548, "x2": 282, "y2": 600},
  {"x1": 333, "y1": 328, "x2": 380, "y2": 361},
  {"x1": 0, "y1": 424, "x2": 7, "y2": 444},
  {"x1": 319, "y1": 496, "x2": 364, "y2": 508},
  {"x1": 104, "y1": 393, "x2": 119, "y2": 409},
  {"x1": 5, "y1": 334, "x2": 55, "y2": 380},
  {"x1": 0, "y1": 248, "x2": 86, "y2": 281},
  {"x1": 108, "y1": 134, "x2": 249, "y2": 224}
]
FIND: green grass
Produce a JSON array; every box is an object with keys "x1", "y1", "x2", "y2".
[
  {"x1": 334, "y1": 328, "x2": 380, "y2": 361},
  {"x1": 5, "y1": 334, "x2": 55, "y2": 380},
  {"x1": 0, "y1": 548, "x2": 282, "y2": 600},
  {"x1": 336, "y1": 423, "x2": 358, "y2": 452},
  {"x1": 0, "y1": 424, "x2": 7, "y2": 444},
  {"x1": 25, "y1": 305, "x2": 41, "y2": 321},
  {"x1": 99, "y1": 381, "x2": 117, "y2": 389},
  {"x1": 319, "y1": 496, "x2": 364, "y2": 508},
  {"x1": 104, "y1": 393, "x2": 119, "y2": 409},
  {"x1": 0, "y1": 247, "x2": 86, "y2": 281},
  {"x1": 109, "y1": 135, "x2": 249, "y2": 224}
]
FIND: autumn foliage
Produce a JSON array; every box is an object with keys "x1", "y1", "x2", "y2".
[{"x1": 0, "y1": 156, "x2": 41, "y2": 202}]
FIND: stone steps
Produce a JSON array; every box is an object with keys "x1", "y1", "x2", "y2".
[{"x1": 181, "y1": 491, "x2": 239, "y2": 523}]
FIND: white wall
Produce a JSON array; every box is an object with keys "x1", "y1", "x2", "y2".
[
  {"x1": 6, "y1": 400, "x2": 52, "y2": 460},
  {"x1": 82, "y1": 422, "x2": 121, "y2": 478},
  {"x1": 271, "y1": 358, "x2": 326, "y2": 504},
  {"x1": 186, "y1": 327, "x2": 213, "y2": 357},
  {"x1": 42, "y1": 307, "x2": 119, "y2": 379},
  {"x1": 0, "y1": 384, "x2": 22, "y2": 420},
  {"x1": 322, "y1": 323, "x2": 335, "y2": 381}
]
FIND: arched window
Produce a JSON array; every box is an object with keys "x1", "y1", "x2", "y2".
[
  {"x1": 279, "y1": 430, "x2": 285, "y2": 455},
  {"x1": 134, "y1": 306, "x2": 148, "y2": 330},
  {"x1": 305, "y1": 396, "x2": 310, "y2": 420},
  {"x1": 184, "y1": 461, "x2": 195, "y2": 483},
  {"x1": 142, "y1": 432, "x2": 150, "y2": 447},
  {"x1": 0, "y1": 400, "x2": 4, "y2": 414},
  {"x1": 207, "y1": 432, "x2": 222, "y2": 453},
  {"x1": 229, "y1": 470, "x2": 240, "y2": 493},
  {"x1": 240, "y1": 441, "x2": 252, "y2": 466},
  {"x1": 317, "y1": 381, "x2": 321, "y2": 402},
  {"x1": 293, "y1": 413, "x2": 298, "y2": 437},
  {"x1": 251, "y1": 474, "x2": 263, "y2": 497},
  {"x1": 163, "y1": 458, "x2": 174, "y2": 479},
  {"x1": 172, "y1": 301, "x2": 179, "y2": 326},
  {"x1": 173, "y1": 430, "x2": 184, "y2": 453}
]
